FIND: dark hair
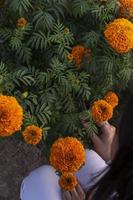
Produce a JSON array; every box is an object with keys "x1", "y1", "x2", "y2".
[{"x1": 88, "y1": 95, "x2": 133, "y2": 200}]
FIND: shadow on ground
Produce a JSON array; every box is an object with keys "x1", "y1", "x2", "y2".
[{"x1": 0, "y1": 138, "x2": 46, "y2": 200}]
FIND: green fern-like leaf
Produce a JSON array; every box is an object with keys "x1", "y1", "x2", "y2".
[
  {"x1": 82, "y1": 31, "x2": 100, "y2": 48},
  {"x1": 61, "y1": 112, "x2": 80, "y2": 133},
  {"x1": 61, "y1": 94, "x2": 77, "y2": 113},
  {"x1": 28, "y1": 31, "x2": 50, "y2": 49},
  {"x1": 9, "y1": 0, "x2": 33, "y2": 15},
  {"x1": 35, "y1": 102, "x2": 52, "y2": 127},
  {"x1": 118, "y1": 68, "x2": 133, "y2": 86},
  {"x1": 12, "y1": 68, "x2": 35, "y2": 86},
  {"x1": 0, "y1": 28, "x2": 12, "y2": 42},
  {"x1": 49, "y1": 21, "x2": 74, "y2": 58},
  {"x1": 15, "y1": 44, "x2": 32, "y2": 64},
  {"x1": 98, "y1": 55, "x2": 114, "y2": 74},
  {"x1": 0, "y1": 62, "x2": 9, "y2": 78},
  {"x1": 0, "y1": 62, "x2": 10, "y2": 92},
  {"x1": 33, "y1": 10, "x2": 55, "y2": 30},
  {"x1": 76, "y1": 72, "x2": 91, "y2": 100},
  {"x1": 70, "y1": 0, "x2": 90, "y2": 17},
  {"x1": 24, "y1": 112, "x2": 38, "y2": 127}
]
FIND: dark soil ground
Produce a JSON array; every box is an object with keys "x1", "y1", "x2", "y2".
[{"x1": 0, "y1": 138, "x2": 46, "y2": 200}]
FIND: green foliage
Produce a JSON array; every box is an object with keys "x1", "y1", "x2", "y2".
[
  {"x1": 70, "y1": 0, "x2": 90, "y2": 17},
  {"x1": 28, "y1": 31, "x2": 49, "y2": 49},
  {"x1": 12, "y1": 67, "x2": 35, "y2": 86},
  {"x1": 0, "y1": 28, "x2": 12, "y2": 41},
  {"x1": 0, "y1": 0, "x2": 133, "y2": 152},
  {"x1": 9, "y1": 0, "x2": 33, "y2": 15},
  {"x1": 0, "y1": 62, "x2": 10, "y2": 92},
  {"x1": 33, "y1": 10, "x2": 55, "y2": 30}
]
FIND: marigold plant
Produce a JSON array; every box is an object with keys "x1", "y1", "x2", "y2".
[
  {"x1": 22, "y1": 125, "x2": 43, "y2": 145},
  {"x1": 0, "y1": 95, "x2": 23, "y2": 137},
  {"x1": 91, "y1": 99, "x2": 113, "y2": 123},
  {"x1": 104, "y1": 91, "x2": 119, "y2": 108},
  {"x1": 50, "y1": 137, "x2": 85, "y2": 173},
  {"x1": 104, "y1": 18, "x2": 133, "y2": 53},
  {"x1": 17, "y1": 17, "x2": 27, "y2": 28},
  {"x1": 59, "y1": 173, "x2": 78, "y2": 191}
]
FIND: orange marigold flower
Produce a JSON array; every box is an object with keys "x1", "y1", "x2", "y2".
[
  {"x1": 72, "y1": 45, "x2": 86, "y2": 66},
  {"x1": 17, "y1": 17, "x2": 27, "y2": 28},
  {"x1": 0, "y1": 95, "x2": 23, "y2": 137},
  {"x1": 104, "y1": 18, "x2": 133, "y2": 53},
  {"x1": 50, "y1": 137, "x2": 85, "y2": 173},
  {"x1": 119, "y1": 0, "x2": 133, "y2": 18},
  {"x1": 68, "y1": 45, "x2": 91, "y2": 67},
  {"x1": 104, "y1": 91, "x2": 119, "y2": 108},
  {"x1": 22, "y1": 125, "x2": 43, "y2": 145},
  {"x1": 91, "y1": 100, "x2": 113, "y2": 123},
  {"x1": 59, "y1": 173, "x2": 78, "y2": 191}
]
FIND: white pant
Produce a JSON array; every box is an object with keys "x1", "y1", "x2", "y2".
[{"x1": 20, "y1": 150, "x2": 107, "y2": 200}]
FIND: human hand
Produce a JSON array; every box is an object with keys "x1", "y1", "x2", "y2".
[
  {"x1": 81, "y1": 119, "x2": 116, "y2": 161},
  {"x1": 62, "y1": 184, "x2": 85, "y2": 200}
]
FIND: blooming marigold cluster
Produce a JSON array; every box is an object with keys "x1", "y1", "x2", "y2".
[
  {"x1": 67, "y1": 45, "x2": 91, "y2": 68},
  {"x1": 22, "y1": 125, "x2": 43, "y2": 145},
  {"x1": 119, "y1": 0, "x2": 133, "y2": 18},
  {"x1": 17, "y1": 17, "x2": 27, "y2": 28},
  {"x1": 104, "y1": 18, "x2": 133, "y2": 53},
  {"x1": 50, "y1": 137, "x2": 85, "y2": 173},
  {"x1": 104, "y1": 91, "x2": 119, "y2": 108},
  {"x1": 0, "y1": 95, "x2": 23, "y2": 137},
  {"x1": 91, "y1": 100, "x2": 113, "y2": 123},
  {"x1": 59, "y1": 173, "x2": 78, "y2": 191}
]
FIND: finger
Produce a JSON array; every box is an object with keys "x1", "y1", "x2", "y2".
[
  {"x1": 82, "y1": 121, "x2": 89, "y2": 129},
  {"x1": 76, "y1": 184, "x2": 85, "y2": 198},
  {"x1": 80, "y1": 116, "x2": 88, "y2": 121},
  {"x1": 62, "y1": 192, "x2": 67, "y2": 200},
  {"x1": 70, "y1": 188, "x2": 79, "y2": 199},
  {"x1": 63, "y1": 191, "x2": 71, "y2": 200},
  {"x1": 62, "y1": 193, "x2": 67, "y2": 200}
]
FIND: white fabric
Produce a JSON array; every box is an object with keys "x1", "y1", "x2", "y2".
[{"x1": 20, "y1": 150, "x2": 108, "y2": 200}]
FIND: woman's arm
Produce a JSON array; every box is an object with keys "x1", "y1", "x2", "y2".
[{"x1": 62, "y1": 120, "x2": 116, "y2": 200}]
